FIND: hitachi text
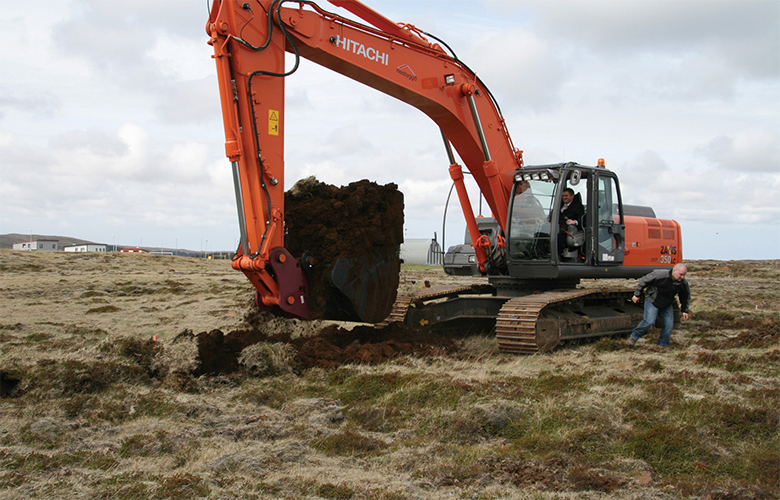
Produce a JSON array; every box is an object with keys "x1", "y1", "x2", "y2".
[{"x1": 334, "y1": 36, "x2": 389, "y2": 66}]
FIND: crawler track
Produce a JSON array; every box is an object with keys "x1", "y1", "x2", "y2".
[
  {"x1": 380, "y1": 285, "x2": 642, "y2": 354},
  {"x1": 377, "y1": 285, "x2": 478, "y2": 327},
  {"x1": 495, "y1": 290, "x2": 591, "y2": 353},
  {"x1": 496, "y1": 289, "x2": 640, "y2": 354}
]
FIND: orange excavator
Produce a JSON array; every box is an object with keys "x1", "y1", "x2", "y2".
[{"x1": 206, "y1": 0, "x2": 683, "y2": 352}]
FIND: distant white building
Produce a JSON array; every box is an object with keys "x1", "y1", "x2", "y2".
[
  {"x1": 400, "y1": 238, "x2": 443, "y2": 265},
  {"x1": 63, "y1": 244, "x2": 107, "y2": 253},
  {"x1": 12, "y1": 239, "x2": 58, "y2": 251}
]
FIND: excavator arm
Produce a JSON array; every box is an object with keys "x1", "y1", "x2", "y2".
[{"x1": 206, "y1": 0, "x2": 523, "y2": 320}]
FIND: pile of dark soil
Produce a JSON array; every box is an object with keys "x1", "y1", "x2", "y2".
[
  {"x1": 194, "y1": 322, "x2": 456, "y2": 374},
  {"x1": 290, "y1": 322, "x2": 457, "y2": 370},
  {"x1": 284, "y1": 177, "x2": 404, "y2": 322},
  {"x1": 285, "y1": 177, "x2": 404, "y2": 259}
]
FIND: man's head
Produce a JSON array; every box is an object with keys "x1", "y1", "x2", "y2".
[
  {"x1": 672, "y1": 263, "x2": 688, "y2": 281},
  {"x1": 561, "y1": 188, "x2": 574, "y2": 204}
]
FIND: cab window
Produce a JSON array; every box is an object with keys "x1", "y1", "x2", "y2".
[{"x1": 507, "y1": 178, "x2": 555, "y2": 261}]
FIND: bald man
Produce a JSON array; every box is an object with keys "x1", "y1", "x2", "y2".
[{"x1": 628, "y1": 263, "x2": 691, "y2": 347}]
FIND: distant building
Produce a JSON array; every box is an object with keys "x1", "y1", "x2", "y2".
[
  {"x1": 12, "y1": 239, "x2": 58, "y2": 251},
  {"x1": 119, "y1": 247, "x2": 149, "y2": 253},
  {"x1": 400, "y1": 238, "x2": 443, "y2": 265},
  {"x1": 63, "y1": 244, "x2": 107, "y2": 253}
]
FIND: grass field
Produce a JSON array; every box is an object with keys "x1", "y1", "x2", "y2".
[{"x1": 0, "y1": 250, "x2": 778, "y2": 499}]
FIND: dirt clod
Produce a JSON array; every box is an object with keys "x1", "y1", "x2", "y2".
[
  {"x1": 195, "y1": 329, "x2": 267, "y2": 376},
  {"x1": 0, "y1": 370, "x2": 21, "y2": 398}
]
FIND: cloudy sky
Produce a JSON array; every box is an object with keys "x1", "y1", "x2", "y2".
[{"x1": 1, "y1": 0, "x2": 778, "y2": 259}]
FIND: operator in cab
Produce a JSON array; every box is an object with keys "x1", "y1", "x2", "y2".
[{"x1": 557, "y1": 188, "x2": 584, "y2": 256}]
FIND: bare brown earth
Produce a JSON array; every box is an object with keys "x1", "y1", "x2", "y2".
[
  {"x1": 0, "y1": 251, "x2": 778, "y2": 499},
  {"x1": 195, "y1": 321, "x2": 456, "y2": 375}
]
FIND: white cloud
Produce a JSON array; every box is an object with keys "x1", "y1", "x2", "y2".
[
  {"x1": 147, "y1": 33, "x2": 215, "y2": 82},
  {"x1": 314, "y1": 125, "x2": 374, "y2": 159},
  {"x1": 464, "y1": 27, "x2": 565, "y2": 113},
  {"x1": 485, "y1": 0, "x2": 779, "y2": 103},
  {"x1": 0, "y1": 90, "x2": 60, "y2": 120},
  {"x1": 49, "y1": 128, "x2": 130, "y2": 157},
  {"x1": 295, "y1": 160, "x2": 354, "y2": 188},
  {"x1": 618, "y1": 147, "x2": 779, "y2": 226},
  {"x1": 399, "y1": 177, "x2": 452, "y2": 212},
  {"x1": 155, "y1": 77, "x2": 222, "y2": 124},
  {"x1": 696, "y1": 128, "x2": 780, "y2": 173}
]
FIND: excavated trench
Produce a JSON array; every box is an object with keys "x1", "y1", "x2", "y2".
[{"x1": 195, "y1": 322, "x2": 457, "y2": 374}]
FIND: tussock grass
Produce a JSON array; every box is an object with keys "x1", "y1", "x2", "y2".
[
  {"x1": 238, "y1": 342, "x2": 297, "y2": 376},
  {"x1": 312, "y1": 429, "x2": 387, "y2": 457},
  {"x1": 85, "y1": 305, "x2": 123, "y2": 314}
]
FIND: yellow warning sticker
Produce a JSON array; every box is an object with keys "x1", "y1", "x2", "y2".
[{"x1": 268, "y1": 109, "x2": 279, "y2": 136}]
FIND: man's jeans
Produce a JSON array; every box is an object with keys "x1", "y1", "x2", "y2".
[{"x1": 630, "y1": 299, "x2": 674, "y2": 346}]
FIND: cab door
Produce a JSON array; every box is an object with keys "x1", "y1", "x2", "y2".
[{"x1": 594, "y1": 173, "x2": 625, "y2": 264}]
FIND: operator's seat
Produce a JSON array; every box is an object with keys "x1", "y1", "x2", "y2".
[{"x1": 563, "y1": 226, "x2": 584, "y2": 252}]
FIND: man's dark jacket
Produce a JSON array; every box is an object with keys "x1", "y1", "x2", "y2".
[
  {"x1": 560, "y1": 194, "x2": 585, "y2": 228},
  {"x1": 634, "y1": 269, "x2": 690, "y2": 313}
]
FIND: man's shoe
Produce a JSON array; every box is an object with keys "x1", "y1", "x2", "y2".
[{"x1": 628, "y1": 336, "x2": 637, "y2": 347}]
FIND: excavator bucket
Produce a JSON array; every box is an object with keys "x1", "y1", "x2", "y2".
[
  {"x1": 329, "y1": 249, "x2": 400, "y2": 323},
  {"x1": 284, "y1": 177, "x2": 405, "y2": 324}
]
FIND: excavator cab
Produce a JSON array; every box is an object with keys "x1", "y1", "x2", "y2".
[
  {"x1": 411, "y1": 160, "x2": 677, "y2": 353},
  {"x1": 505, "y1": 163, "x2": 627, "y2": 280}
]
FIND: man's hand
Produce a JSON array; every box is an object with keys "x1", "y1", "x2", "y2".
[
  {"x1": 632, "y1": 295, "x2": 640, "y2": 304},
  {"x1": 682, "y1": 312, "x2": 689, "y2": 321}
]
